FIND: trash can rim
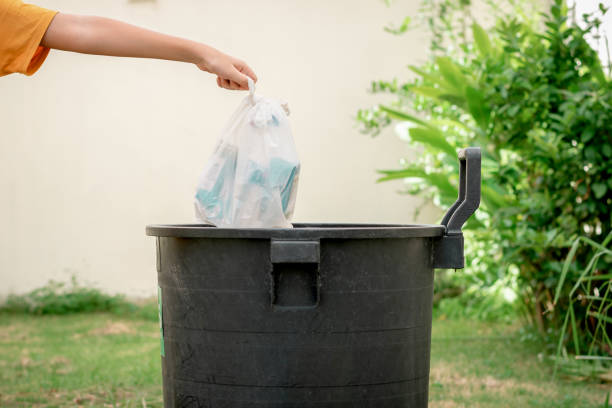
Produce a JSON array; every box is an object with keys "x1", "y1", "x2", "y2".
[{"x1": 146, "y1": 223, "x2": 445, "y2": 239}]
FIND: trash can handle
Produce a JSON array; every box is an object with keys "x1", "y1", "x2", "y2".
[
  {"x1": 440, "y1": 147, "x2": 481, "y2": 235},
  {"x1": 270, "y1": 240, "x2": 320, "y2": 264},
  {"x1": 433, "y1": 147, "x2": 481, "y2": 269}
]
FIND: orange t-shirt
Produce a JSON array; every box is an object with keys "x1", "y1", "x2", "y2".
[{"x1": 0, "y1": 0, "x2": 57, "y2": 76}]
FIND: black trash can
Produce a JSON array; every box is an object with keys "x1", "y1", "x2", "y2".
[{"x1": 147, "y1": 148, "x2": 481, "y2": 408}]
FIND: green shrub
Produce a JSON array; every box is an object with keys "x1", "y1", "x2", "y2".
[
  {"x1": 358, "y1": 0, "x2": 611, "y2": 336},
  {"x1": 0, "y1": 277, "x2": 157, "y2": 321},
  {"x1": 435, "y1": 286, "x2": 518, "y2": 322}
]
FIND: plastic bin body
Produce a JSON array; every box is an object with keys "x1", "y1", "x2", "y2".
[
  {"x1": 149, "y1": 224, "x2": 443, "y2": 408},
  {"x1": 147, "y1": 147, "x2": 481, "y2": 408}
]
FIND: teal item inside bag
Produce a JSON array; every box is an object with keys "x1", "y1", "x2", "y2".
[
  {"x1": 270, "y1": 158, "x2": 298, "y2": 213},
  {"x1": 197, "y1": 156, "x2": 298, "y2": 218},
  {"x1": 195, "y1": 147, "x2": 237, "y2": 220},
  {"x1": 247, "y1": 158, "x2": 297, "y2": 214}
]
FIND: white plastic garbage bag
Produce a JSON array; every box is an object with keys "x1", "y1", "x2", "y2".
[{"x1": 194, "y1": 79, "x2": 300, "y2": 228}]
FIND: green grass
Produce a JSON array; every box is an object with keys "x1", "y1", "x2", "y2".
[
  {"x1": 429, "y1": 319, "x2": 609, "y2": 407},
  {"x1": 0, "y1": 313, "x2": 608, "y2": 407},
  {"x1": 0, "y1": 312, "x2": 162, "y2": 407}
]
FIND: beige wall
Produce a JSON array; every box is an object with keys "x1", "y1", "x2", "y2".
[{"x1": 0, "y1": 0, "x2": 441, "y2": 296}]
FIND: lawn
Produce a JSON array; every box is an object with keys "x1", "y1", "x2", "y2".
[{"x1": 0, "y1": 312, "x2": 608, "y2": 407}]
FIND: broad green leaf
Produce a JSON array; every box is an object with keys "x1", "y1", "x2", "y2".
[
  {"x1": 465, "y1": 86, "x2": 490, "y2": 128},
  {"x1": 425, "y1": 173, "x2": 459, "y2": 199},
  {"x1": 590, "y1": 51, "x2": 607, "y2": 85},
  {"x1": 377, "y1": 168, "x2": 456, "y2": 199},
  {"x1": 408, "y1": 127, "x2": 457, "y2": 157},
  {"x1": 411, "y1": 86, "x2": 445, "y2": 99},
  {"x1": 582, "y1": 128, "x2": 595, "y2": 143},
  {"x1": 592, "y1": 183, "x2": 607, "y2": 199},
  {"x1": 377, "y1": 167, "x2": 425, "y2": 181},
  {"x1": 439, "y1": 94, "x2": 468, "y2": 109},
  {"x1": 429, "y1": 118, "x2": 473, "y2": 133},
  {"x1": 481, "y1": 184, "x2": 510, "y2": 209},
  {"x1": 464, "y1": 216, "x2": 485, "y2": 230},
  {"x1": 472, "y1": 22, "x2": 492, "y2": 56},
  {"x1": 411, "y1": 87, "x2": 468, "y2": 109},
  {"x1": 435, "y1": 57, "x2": 467, "y2": 91},
  {"x1": 378, "y1": 105, "x2": 431, "y2": 128},
  {"x1": 408, "y1": 66, "x2": 454, "y2": 90},
  {"x1": 480, "y1": 194, "x2": 500, "y2": 212}
]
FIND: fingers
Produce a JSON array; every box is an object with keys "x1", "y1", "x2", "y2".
[
  {"x1": 216, "y1": 76, "x2": 245, "y2": 91},
  {"x1": 217, "y1": 65, "x2": 250, "y2": 90},
  {"x1": 237, "y1": 62, "x2": 257, "y2": 83},
  {"x1": 227, "y1": 66, "x2": 251, "y2": 90},
  {"x1": 211, "y1": 56, "x2": 258, "y2": 91},
  {"x1": 221, "y1": 59, "x2": 256, "y2": 90},
  {"x1": 228, "y1": 79, "x2": 243, "y2": 90}
]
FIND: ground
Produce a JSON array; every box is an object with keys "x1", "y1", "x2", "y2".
[{"x1": 0, "y1": 313, "x2": 608, "y2": 407}]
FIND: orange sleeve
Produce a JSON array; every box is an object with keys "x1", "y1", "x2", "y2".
[{"x1": 0, "y1": 0, "x2": 58, "y2": 77}]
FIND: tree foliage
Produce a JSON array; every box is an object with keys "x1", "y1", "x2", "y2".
[{"x1": 359, "y1": 0, "x2": 612, "y2": 345}]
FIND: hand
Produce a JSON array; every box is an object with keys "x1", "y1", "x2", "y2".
[{"x1": 196, "y1": 46, "x2": 257, "y2": 91}]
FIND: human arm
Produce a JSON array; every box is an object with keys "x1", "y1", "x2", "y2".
[{"x1": 40, "y1": 13, "x2": 256, "y2": 90}]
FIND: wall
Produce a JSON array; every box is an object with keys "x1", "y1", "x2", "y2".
[{"x1": 0, "y1": 0, "x2": 441, "y2": 296}]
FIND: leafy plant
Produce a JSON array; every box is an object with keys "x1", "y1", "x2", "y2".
[
  {"x1": 0, "y1": 277, "x2": 157, "y2": 320},
  {"x1": 553, "y1": 231, "x2": 612, "y2": 379},
  {"x1": 359, "y1": 0, "x2": 612, "y2": 337},
  {"x1": 434, "y1": 284, "x2": 517, "y2": 322}
]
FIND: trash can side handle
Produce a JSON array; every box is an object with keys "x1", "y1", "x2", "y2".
[
  {"x1": 441, "y1": 147, "x2": 481, "y2": 235},
  {"x1": 270, "y1": 240, "x2": 320, "y2": 263},
  {"x1": 433, "y1": 147, "x2": 481, "y2": 269}
]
